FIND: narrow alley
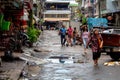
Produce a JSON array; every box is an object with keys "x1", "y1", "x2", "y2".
[{"x1": 20, "y1": 30, "x2": 120, "y2": 80}]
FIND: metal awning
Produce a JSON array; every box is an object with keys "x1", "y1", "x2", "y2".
[{"x1": 101, "y1": 10, "x2": 120, "y2": 14}]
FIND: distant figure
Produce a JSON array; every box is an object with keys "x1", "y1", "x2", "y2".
[
  {"x1": 87, "y1": 29, "x2": 103, "y2": 66},
  {"x1": 47, "y1": 25, "x2": 50, "y2": 30},
  {"x1": 67, "y1": 26, "x2": 73, "y2": 46},
  {"x1": 72, "y1": 27, "x2": 77, "y2": 46},
  {"x1": 82, "y1": 26, "x2": 90, "y2": 54},
  {"x1": 59, "y1": 25, "x2": 66, "y2": 46}
]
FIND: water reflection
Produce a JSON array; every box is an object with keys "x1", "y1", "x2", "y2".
[
  {"x1": 47, "y1": 56, "x2": 74, "y2": 64},
  {"x1": 47, "y1": 58, "x2": 74, "y2": 64}
]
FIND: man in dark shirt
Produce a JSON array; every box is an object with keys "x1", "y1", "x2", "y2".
[{"x1": 59, "y1": 25, "x2": 66, "y2": 46}]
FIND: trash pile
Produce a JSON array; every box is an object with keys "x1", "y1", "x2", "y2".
[{"x1": 104, "y1": 61, "x2": 120, "y2": 66}]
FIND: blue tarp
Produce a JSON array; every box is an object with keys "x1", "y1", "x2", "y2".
[{"x1": 87, "y1": 18, "x2": 108, "y2": 30}]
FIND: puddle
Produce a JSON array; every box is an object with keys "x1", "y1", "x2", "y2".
[
  {"x1": 47, "y1": 58, "x2": 74, "y2": 64},
  {"x1": 48, "y1": 56, "x2": 74, "y2": 64},
  {"x1": 51, "y1": 76, "x2": 72, "y2": 80},
  {"x1": 49, "y1": 56, "x2": 69, "y2": 59},
  {"x1": 48, "y1": 56, "x2": 88, "y2": 64},
  {"x1": 55, "y1": 69, "x2": 69, "y2": 73},
  {"x1": 54, "y1": 78, "x2": 72, "y2": 80}
]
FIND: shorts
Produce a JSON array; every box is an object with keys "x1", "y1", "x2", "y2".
[
  {"x1": 93, "y1": 52, "x2": 101, "y2": 60},
  {"x1": 68, "y1": 35, "x2": 72, "y2": 38}
]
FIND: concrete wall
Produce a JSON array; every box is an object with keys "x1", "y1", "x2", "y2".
[{"x1": 106, "y1": 0, "x2": 116, "y2": 13}]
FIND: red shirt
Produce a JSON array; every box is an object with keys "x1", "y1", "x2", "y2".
[{"x1": 68, "y1": 28, "x2": 73, "y2": 36}]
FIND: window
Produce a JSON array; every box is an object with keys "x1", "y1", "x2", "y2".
[
  {"x1": 45, "y1": 14, "x2": 57, "y2": 18},
  {"x1": 94, "y1": 8, "x2": 96, "y2": 14},
  {"x1": 57, "y1": 14, "x2": 68, "y2": 18},
  {"x1": 45, "y1": 14, "x2": 68, "y2": 18},
  {"x1": 45, "y1": 14, "x2": 51, "y2": 18},
  {"x1": 51, "y1": 14, "x2": 56, "y2": 18}
]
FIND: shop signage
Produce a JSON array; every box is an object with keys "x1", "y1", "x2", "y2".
[{"x1": 88, "y1": 18, "x2": 108, "y2": 28}]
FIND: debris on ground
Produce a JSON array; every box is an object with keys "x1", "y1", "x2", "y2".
[
  {"x1": 75, "y1": 60, "x2": 84, "y2": 63},
  {"x1": 19, "y1": 62, "x2": 41, "y2": 80},
  {"x1": 33, "y1": 48, "x2": 51, "y2": 52},
  {"x1": 104, "y1": 61, "x2": 120, "y2": 66}
]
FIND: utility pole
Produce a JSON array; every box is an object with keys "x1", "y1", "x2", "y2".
[{"x1": 98, "y1": 0, "x2": 101, "y2": 18}]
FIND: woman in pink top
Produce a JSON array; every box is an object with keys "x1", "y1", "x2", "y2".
[{"x1": 82, "y1": 26, "x2": 90, "y2": 54}]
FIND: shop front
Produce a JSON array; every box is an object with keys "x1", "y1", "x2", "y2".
[
  {"x1": 0, "y1": 0, "x2": 31, "y2": 51},
  {"x1": 102, "y1": 11, "x2": 120, "y2": 28}
]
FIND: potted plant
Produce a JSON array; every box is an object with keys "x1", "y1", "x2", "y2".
[{"x1": 27, "y1": 26, "x2": 41, "y2": 47}]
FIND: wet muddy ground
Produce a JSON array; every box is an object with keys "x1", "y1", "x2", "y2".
[{"x1": 20, "y1": 30, "x2": 120, "y2": 80}]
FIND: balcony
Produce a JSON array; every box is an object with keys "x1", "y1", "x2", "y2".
[
  {"x1": 45, "y1": 3, "x2": 69, "y2": 10},
  {"x1": 43, "y1": 11, "x2": 71, "y2": 21},
  {"x1": 44, "y1": 18, "x2": 70, "y2": 21},
  {"x1": 45, "y1": 8, "x2": 69, "y2": 10},
  {"x1": 43, "y1": 10, "x2": 71, "y2": 14}
]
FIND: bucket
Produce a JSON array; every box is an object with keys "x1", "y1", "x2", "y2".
[{"x1": 1, "y1": 21, "x2": 11, "y2": 31}]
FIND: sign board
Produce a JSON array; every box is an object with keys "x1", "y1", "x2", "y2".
[{"x1": 87, "y1": 18, "x2": 108, "y2": 29}]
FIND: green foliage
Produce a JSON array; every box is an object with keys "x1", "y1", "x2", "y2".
[
  {"x1": 27, "y1": 26, "x2": 41, "y2": 43},
  {"x1": 39, "y1": 19, "x2": 44, "y2": 25},
  {"x1": 82, "y1": 17, "x2": 87, "y2": 25},
  {"x1": 0, "y1": 14, "x2": 4, "y2": 28}
]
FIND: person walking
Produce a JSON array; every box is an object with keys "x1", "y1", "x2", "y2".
[
  {"x1": 72, "y1": 27, "x2": 77, "y2": 46},
  {"x1": 87, "y1": 29, "x2": 103, "y2": 66},
  {"x1": 59, "y1": 25, "x2": 66, "y2": 46},
  {"x1": 67, "y1": 26, "x2": 73, "y2": 46},
  {"x1": 82, "y1": 26, "x2": 90, "y2": 54}
]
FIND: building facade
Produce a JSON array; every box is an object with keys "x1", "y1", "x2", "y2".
[
  {"x1": 43, "y1": 0, "x2": 71, "y2": 28},
  {"x1": 76, "y1": 0, "x2": 120, "y2": 27},
  {"x1": 101, "y1": 0, "x2": 120, "y2": 27}
]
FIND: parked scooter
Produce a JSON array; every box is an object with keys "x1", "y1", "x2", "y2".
[{"x1": 18, "y1": 31, "x2": 31, "y2": 47}]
